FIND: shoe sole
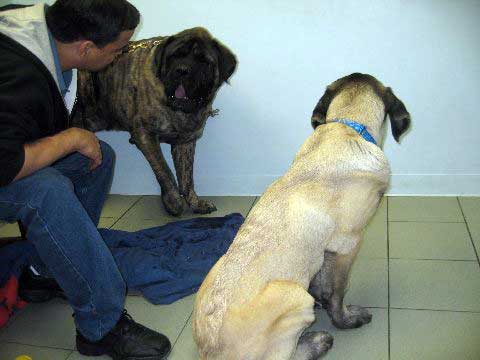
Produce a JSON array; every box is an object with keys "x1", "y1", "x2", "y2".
[
  {"x1": 77, "y1": 340, "x2": 171, "y2": 360},
  {"x1": 19, "y1": 289, "x2": 66, "y2": 303},
  {"x1": 80, "y1": 350, "x2": 170, "y2": 360}
]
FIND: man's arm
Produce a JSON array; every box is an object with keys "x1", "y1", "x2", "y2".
[{"x1": 13, "y1": 127, "x2": 103, "y2": 182}]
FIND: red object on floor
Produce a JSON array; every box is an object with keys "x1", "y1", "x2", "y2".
[{"x1": 0, "y1": 275, "x2": 27, "y2": 327}]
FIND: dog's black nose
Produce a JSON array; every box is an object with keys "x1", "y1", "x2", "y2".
[{"x1": 175, "y1": 66, "x2": 190, "y2": 76}]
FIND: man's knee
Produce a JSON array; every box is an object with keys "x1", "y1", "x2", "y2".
[
  {"x1": 99, "y1": 141, "x2": 116, "y2": 168},
  {"x1": 31, "y1": 168, "x2": 75, "y2": 199}
]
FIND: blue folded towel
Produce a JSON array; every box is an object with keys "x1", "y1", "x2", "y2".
[{"x1": 99, "y1": 213, "x2": 244, "y2": 304}]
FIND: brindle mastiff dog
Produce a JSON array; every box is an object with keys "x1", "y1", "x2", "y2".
[
  {"x1": 193, "y1": 73, "x2": 410, "y2": 359},
  {"x1": 71, "y1": 27, "x2": 237, "y2": 216}
]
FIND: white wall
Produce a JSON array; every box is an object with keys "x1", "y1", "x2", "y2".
[{"x1": 4, "y1": 0, "x2": 480, "y2": 195}]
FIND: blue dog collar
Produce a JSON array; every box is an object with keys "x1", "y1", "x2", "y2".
[{"x1": 331, "y1": 118, "x2": 377, "y2": 145}]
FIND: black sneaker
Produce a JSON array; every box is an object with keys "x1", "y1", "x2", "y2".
[
  {"x1": 18, "y1": 267, "x2": 66, "y2": 303},
  {"x1": 76, "y1": 310, "x2": 171, "y2": 360}
]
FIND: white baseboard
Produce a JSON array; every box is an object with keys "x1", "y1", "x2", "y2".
[
  {"x1": 111, "y1": 174, "x2": 480, "y2": 196},
  {"x1": 388, "y1": 174, "x2": 480, "y2": 196}
]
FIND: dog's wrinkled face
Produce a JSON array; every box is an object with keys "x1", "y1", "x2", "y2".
[{"x1": 157, "y1": 28, "x2": 237, "y2": 113}]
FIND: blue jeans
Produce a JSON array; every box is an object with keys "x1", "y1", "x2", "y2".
[{"x1": 0, "y1": 141, "x2": 125, "y2": 341}]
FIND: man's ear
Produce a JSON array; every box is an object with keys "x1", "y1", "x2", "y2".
[
  {"x1": 311, "y1": 87, "x2": 335, "y2": 129},
  {"x1": 77, "y1": 40, "x2": 95, "y2": 58},
  {"x1": 383, "y1": 87, "x2": 411, "y2": 142}
]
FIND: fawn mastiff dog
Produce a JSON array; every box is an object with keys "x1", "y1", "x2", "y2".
[
  {"x1": 72, "y1": 27, "x2": 237, "y2": 216},
  {"x1": 192, "y1": 73, "x2": 410, "y2": 359}
]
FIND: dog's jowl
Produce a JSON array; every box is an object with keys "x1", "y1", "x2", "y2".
[
  {"x1": 193, "y1": 73, "x2": 410, "y2": 359},
  {"x1": 71, "y1": 27, "x2": 237, "y2": 216}
]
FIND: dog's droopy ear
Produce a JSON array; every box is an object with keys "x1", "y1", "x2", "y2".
[
  {"x1": 213, "y1": 40, "x2": 237, "y2": 83},
  {"x1": 154, "y1": 35, "x2": 177, "y2": 79},
  {"x1": 384, "y1": 88, "x2": 411, "y2": 142},
  {"x1": 311, "y1": 88, "x2": 334, "y2": 129}
]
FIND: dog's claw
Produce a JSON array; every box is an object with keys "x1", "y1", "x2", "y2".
[
  {"x1": 189, "y1": 198, "x2": 217, "y2": 214},
  {"x1": 192, "y1": 200, "x2": 217, "y2": 214}
]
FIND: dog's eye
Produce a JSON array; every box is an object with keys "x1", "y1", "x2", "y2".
[
  {"x1": 175, "y1": 46, "x2": 190, "y2": 57},
  {"x1": 195, "y1": 54, "x2": 208, "y2": 63}
]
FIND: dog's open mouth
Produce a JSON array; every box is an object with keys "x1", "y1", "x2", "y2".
[
  {"x1": 175, "y1": 84, "x2": 187, "y2": 99},
  {"x1": 167, "y1": 83, "x2": 207, "y2": 113}
]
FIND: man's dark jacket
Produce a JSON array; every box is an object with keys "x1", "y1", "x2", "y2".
[{"x1": 0, "y1": 5, "x2": 70, "y2": 187}]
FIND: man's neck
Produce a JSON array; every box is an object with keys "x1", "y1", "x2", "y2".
[{"x1": 54, "y1": 38, "x2": 80, "y2": 71}]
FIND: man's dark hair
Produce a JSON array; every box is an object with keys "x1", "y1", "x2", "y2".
[{"x1": 46, "y1": 0, "x2": 140, "y2": 48}]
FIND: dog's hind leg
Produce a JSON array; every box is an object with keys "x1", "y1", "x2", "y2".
[
  {"x1": 220, "y1": 281, "x2": 329, "y2": 360},
  {"x1": 311, "y1": 241, "x2": 372, "y2": 329}
]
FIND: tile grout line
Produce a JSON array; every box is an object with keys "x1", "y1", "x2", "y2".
[
  {"x1": 389, "y1": 220, "x2": 464, "y2": 224},
  {"x1": 246, "y1": 196, "x2": 258, "y2": 217},
  {"x1": 171, "y1": 311, "x2": 193, "y2": 350},
  {"x1": 386, "y1": 196, "x2": 391, "y2": 360},
  {"x1": 0, "y1": 304, "x2": 32, "y2": 334},
  {"x1": 389, "y1": 257, "x2": 477, "y2": 262},
  {"x1": 389, "y1": 307, "x2": 480, "y2": 314},
  {"x1": 456, "y1": 197, "x2": 480, "y2": 268},
  {"x1": 108, "y1": 195, "x2": 145, "y2": 229},
  {"x1": 0, "y1": 339, "x2": 75, "y2": 352}
]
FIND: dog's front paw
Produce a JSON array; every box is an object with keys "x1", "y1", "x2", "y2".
[
  {"x1": 191, "y1": 198, "x2": 217, "y2": 214},
  {"x1": 185, "y1": 192, "x2": 217, "y2": 214},
  {"x1": 162, "y1": 191, "x2": 185, "y2": 216},
  {"x1": 331, "y1": 305, "x2": 372, "y2": 329}
]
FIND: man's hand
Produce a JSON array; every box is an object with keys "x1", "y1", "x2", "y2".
[
  {"x1": 13, "y1": 127, "x2": 103, "y2": 182},
  {"x1": 71, "y1": 128, "x2": 103, "y2": 170}
]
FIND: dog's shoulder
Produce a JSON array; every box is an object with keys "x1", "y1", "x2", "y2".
[{"x1": 290, "y1": 124, "x2": 390, "y2": 190}]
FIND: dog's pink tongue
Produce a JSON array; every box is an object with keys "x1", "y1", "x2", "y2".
[{"x1": 175, "y1": 84, "x2": 186, "y2": 99}]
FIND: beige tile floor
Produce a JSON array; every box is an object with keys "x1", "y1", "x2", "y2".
[{"x1": 0, "y1": 196, "x2": 479, "y2": 360}]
